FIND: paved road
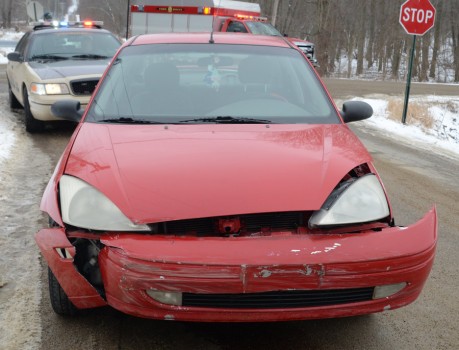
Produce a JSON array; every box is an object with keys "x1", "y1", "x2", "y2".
[{"x1": 0, "y1": 64, "x2": 458, "y2": 349}]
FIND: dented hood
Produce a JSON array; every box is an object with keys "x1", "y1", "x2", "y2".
[{"x1": 64, "y1": 123, "x2": 371, "y2": 223}]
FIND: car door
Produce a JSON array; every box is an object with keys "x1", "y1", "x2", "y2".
[{"x1": 7, "y1": 32, "x2": 30, "y2": 104}]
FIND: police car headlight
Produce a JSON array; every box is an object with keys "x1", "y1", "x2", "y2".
[
  {"x1": 59, "y1": 175, "x2": 150, "y2": 231},
  {"x1": 31, "y1": 83, "x2": 69, "y2": 95},
  {"x1": 309, "y1": 174, "x2": 390, "y2": 228}
]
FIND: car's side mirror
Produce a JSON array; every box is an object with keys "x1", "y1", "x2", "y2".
[
  {"x1": 340, "y1": 101, "x2": 373, "y2": 123},
  {"x1": 7, "y1": 52, "x2": 23, "y2": 62},
  {"x1": 51, "y1": 100, "x2": 84, "y2": 122}
]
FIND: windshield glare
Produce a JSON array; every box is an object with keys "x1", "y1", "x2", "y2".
[
  {"x1": 86, "y1": 44, "x2": 337, "y2": 124},
  {"x1": 27, "y1": 31, "x2": 120, "y2": 59}
]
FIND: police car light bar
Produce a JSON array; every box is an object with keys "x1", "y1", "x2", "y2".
[{"x1": 32, "y1": 20, "x2": 104, "y2": 30}]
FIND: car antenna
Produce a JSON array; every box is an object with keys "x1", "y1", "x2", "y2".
[{"x1": 209, "y1": 0, "x2": 222, "y2": 43}]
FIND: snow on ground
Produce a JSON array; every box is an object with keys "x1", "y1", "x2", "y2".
[
  {"x1": 0, "y1": 31, "x2": 20, "y2": 171},
  {"x1": 360, "y1": 95, "x2": 459, "y2": 158},
  {"x1": 0, "y1": 50, "x2": 11, "y2": 64},
  {"x1": 0, "y1": 112, "x2": 16, "y2": 170},
  {"x1": 0, "y1": 30, "x2": 23, "y2": 64}
]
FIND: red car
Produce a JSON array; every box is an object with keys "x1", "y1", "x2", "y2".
[
  {"x1": 36, "y1": 32, "x2": 437, "y2": 322},
  {"x1": 218, "y1": 17, "x2": 319, "y2": 66}
]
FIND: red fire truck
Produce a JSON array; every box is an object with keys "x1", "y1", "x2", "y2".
[{"x1": 129, "y1": 0, "x2": 318, "y2": 66}]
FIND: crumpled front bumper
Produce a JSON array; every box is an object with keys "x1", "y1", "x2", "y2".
[{"x1": 35, "y1": 207, "x2": 437, "y2": 322}]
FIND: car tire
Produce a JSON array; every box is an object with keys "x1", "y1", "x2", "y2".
[
  {"x1": 22, "y1": 87, "x2": 45, "y2": 133},
  {"x1": 48, "y1": 267, "x2": 78, "y2": 316},
  {"x1": 8, "y1": 80, "x2": 22, "y2": 109}
]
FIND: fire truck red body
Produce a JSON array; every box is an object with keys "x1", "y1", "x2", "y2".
[{"x1": 129, "y1": 0, "x2": 318, "y2": 66}]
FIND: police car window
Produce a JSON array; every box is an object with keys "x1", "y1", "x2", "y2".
[
  {"x1": 27, "y1": 32, "x2": 120, "y2": 59},
  {"x1": 15, "y1": 32, "x2": 30, "y2": 55},
  {"x1": 86, "y1": 44, "x2": 337, "y2": 125}
]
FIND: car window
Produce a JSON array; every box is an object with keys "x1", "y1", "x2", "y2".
[
  {"x1": 86, "y1": 44, "x2": 337, "y2": 124},
  {"x1": 26, "y1": 31, "x2": 120, "y2": 60},
  {"x1": 245, "y1": 22, "x2": 282, "y2": 36},
  {"x1": 227, "y1": 21, "x2": 248, "y2": 33},
  {"x1": 14, "y1": 32, "x2": 30, "y2": 56}
]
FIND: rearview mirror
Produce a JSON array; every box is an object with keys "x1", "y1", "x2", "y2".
[
  {"x1": 51, "y1": 100, "x2": 84, "y2": 122},
  {"x1": 340, "y1": 101, "x2": 373, "y2": 123}
]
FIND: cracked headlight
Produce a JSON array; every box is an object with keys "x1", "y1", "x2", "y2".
[
  {"x1": 59, "y1": 175, "x2": 150, "y2": 231},
  {"x1": 309, "y1": 174, "x2": 390, "y2": 228},
  {"x1": 31, "y1": 82, "x2": 69, "y2": 95}
]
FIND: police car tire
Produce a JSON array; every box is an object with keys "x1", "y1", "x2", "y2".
[
  {"x1": 22, "y1": 87, "x2": 45, "y2": 133},
  {"x1": 48, "y1": 267, "x2": 78, "y2": 316}
]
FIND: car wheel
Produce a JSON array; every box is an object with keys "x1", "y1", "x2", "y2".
[
  {"x1": 8, "y1": 80, "x2": 22, "y2": 109},
  {"x1": 48, "y1": 267, "x2": 77, "y2": 316},
  {"x1": 22, "y1": 87, "x2": 45, "y2": 133}
]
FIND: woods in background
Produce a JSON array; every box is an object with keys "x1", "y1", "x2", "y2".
[
  {"x1": 257, "y1": 0, "x2": 457, "y2": 82},
  {"x1": 2, "y1": 0, "x2": 458, "y2": 82}
]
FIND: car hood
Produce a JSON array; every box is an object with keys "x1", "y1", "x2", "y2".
[
  {"x1": 63, "y1": 123, "x2": 372, "y2": 224},
  {"x1": 28, "y1": 59, "x2": 110, "y2": 80}
]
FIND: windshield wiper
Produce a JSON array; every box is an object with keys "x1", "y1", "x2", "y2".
[
  {"x1": 179, "y1": 116, "x2": 273, "y2": 124},
  {"x1": 30, "y1": 54, "x2": 68, "y2": 61},
  {"x1": 72, "y1": 54, "x2": 110, "y2": 59},
  {"x1": 100, "y1": 117, "x2": 166, "y2": 124}
]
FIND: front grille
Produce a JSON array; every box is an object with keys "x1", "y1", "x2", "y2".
[
  {"x1": 161, "y1": 211, "x2": 305, "y2": 236},
  {"x1": 182, "y1": 287, "x2": 374, "y2": 309},
  {"x1": 70, "y1": 79, "x2": 99, "y2": 95}
]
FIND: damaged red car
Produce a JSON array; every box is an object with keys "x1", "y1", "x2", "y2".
[{"x1": 36, "y1": 32, "x2": 437, "y2": 322}]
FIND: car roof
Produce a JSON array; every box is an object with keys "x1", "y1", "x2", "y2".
[{"x1": 130, "y1": 32, "x2": 293, "y2": 48}]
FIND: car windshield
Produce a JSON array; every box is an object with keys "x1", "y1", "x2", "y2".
[
  {"x1": 27, "y1": 31, "x2": 120, "y2": 60},
  {"x1": 245, "y1": 22, "x2": 283, "y2": 36},
  {"x1": 85, "y1": 43, "x2": 337, "y2": 124}
]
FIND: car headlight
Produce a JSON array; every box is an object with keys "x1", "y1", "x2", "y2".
[
  {"x1": 31, "y1": 82, "x2": 69, "y2": 95},
  {"x1": 59, "y1": 175, "x2": 150, "y2": 231},
  {"x1": 309, "y1": 174, "x2": 390, "y2": 228}
]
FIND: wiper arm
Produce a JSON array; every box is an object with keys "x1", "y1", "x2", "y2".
[
  {"x1": 30, "y1": 54, "x2": 68, "y2": 61},
  {"x1": 72, "y1": 54, "x2": 110, "y2": 59},
  {"x1": 100, "y1": 117, "x2": 166, "y2": 124},
  {"x1": 179, "y1": 116, "x2": 272, "y2": 124}
]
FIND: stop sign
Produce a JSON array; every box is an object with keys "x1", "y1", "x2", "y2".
[{"x1": 400, "y1": 0, "x2": 436, "y2": 35}]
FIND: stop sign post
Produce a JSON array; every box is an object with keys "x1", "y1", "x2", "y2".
[{"x1": 399, "y1": 0, "x2": 436, "y2": 124}]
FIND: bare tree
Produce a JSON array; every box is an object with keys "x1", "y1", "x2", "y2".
[
  {"x1": 355, "y1": 1, "x2": 366, "y2": 76},
  {"x1": 365, "y1": 0, "x2": 376, "y2": 69},
  {"x1": 452, "y1": 1, "x2": 459, "y2": 82},
  {"x1": 1, "y1": 0, "x2": 14, "y2": 28}
]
